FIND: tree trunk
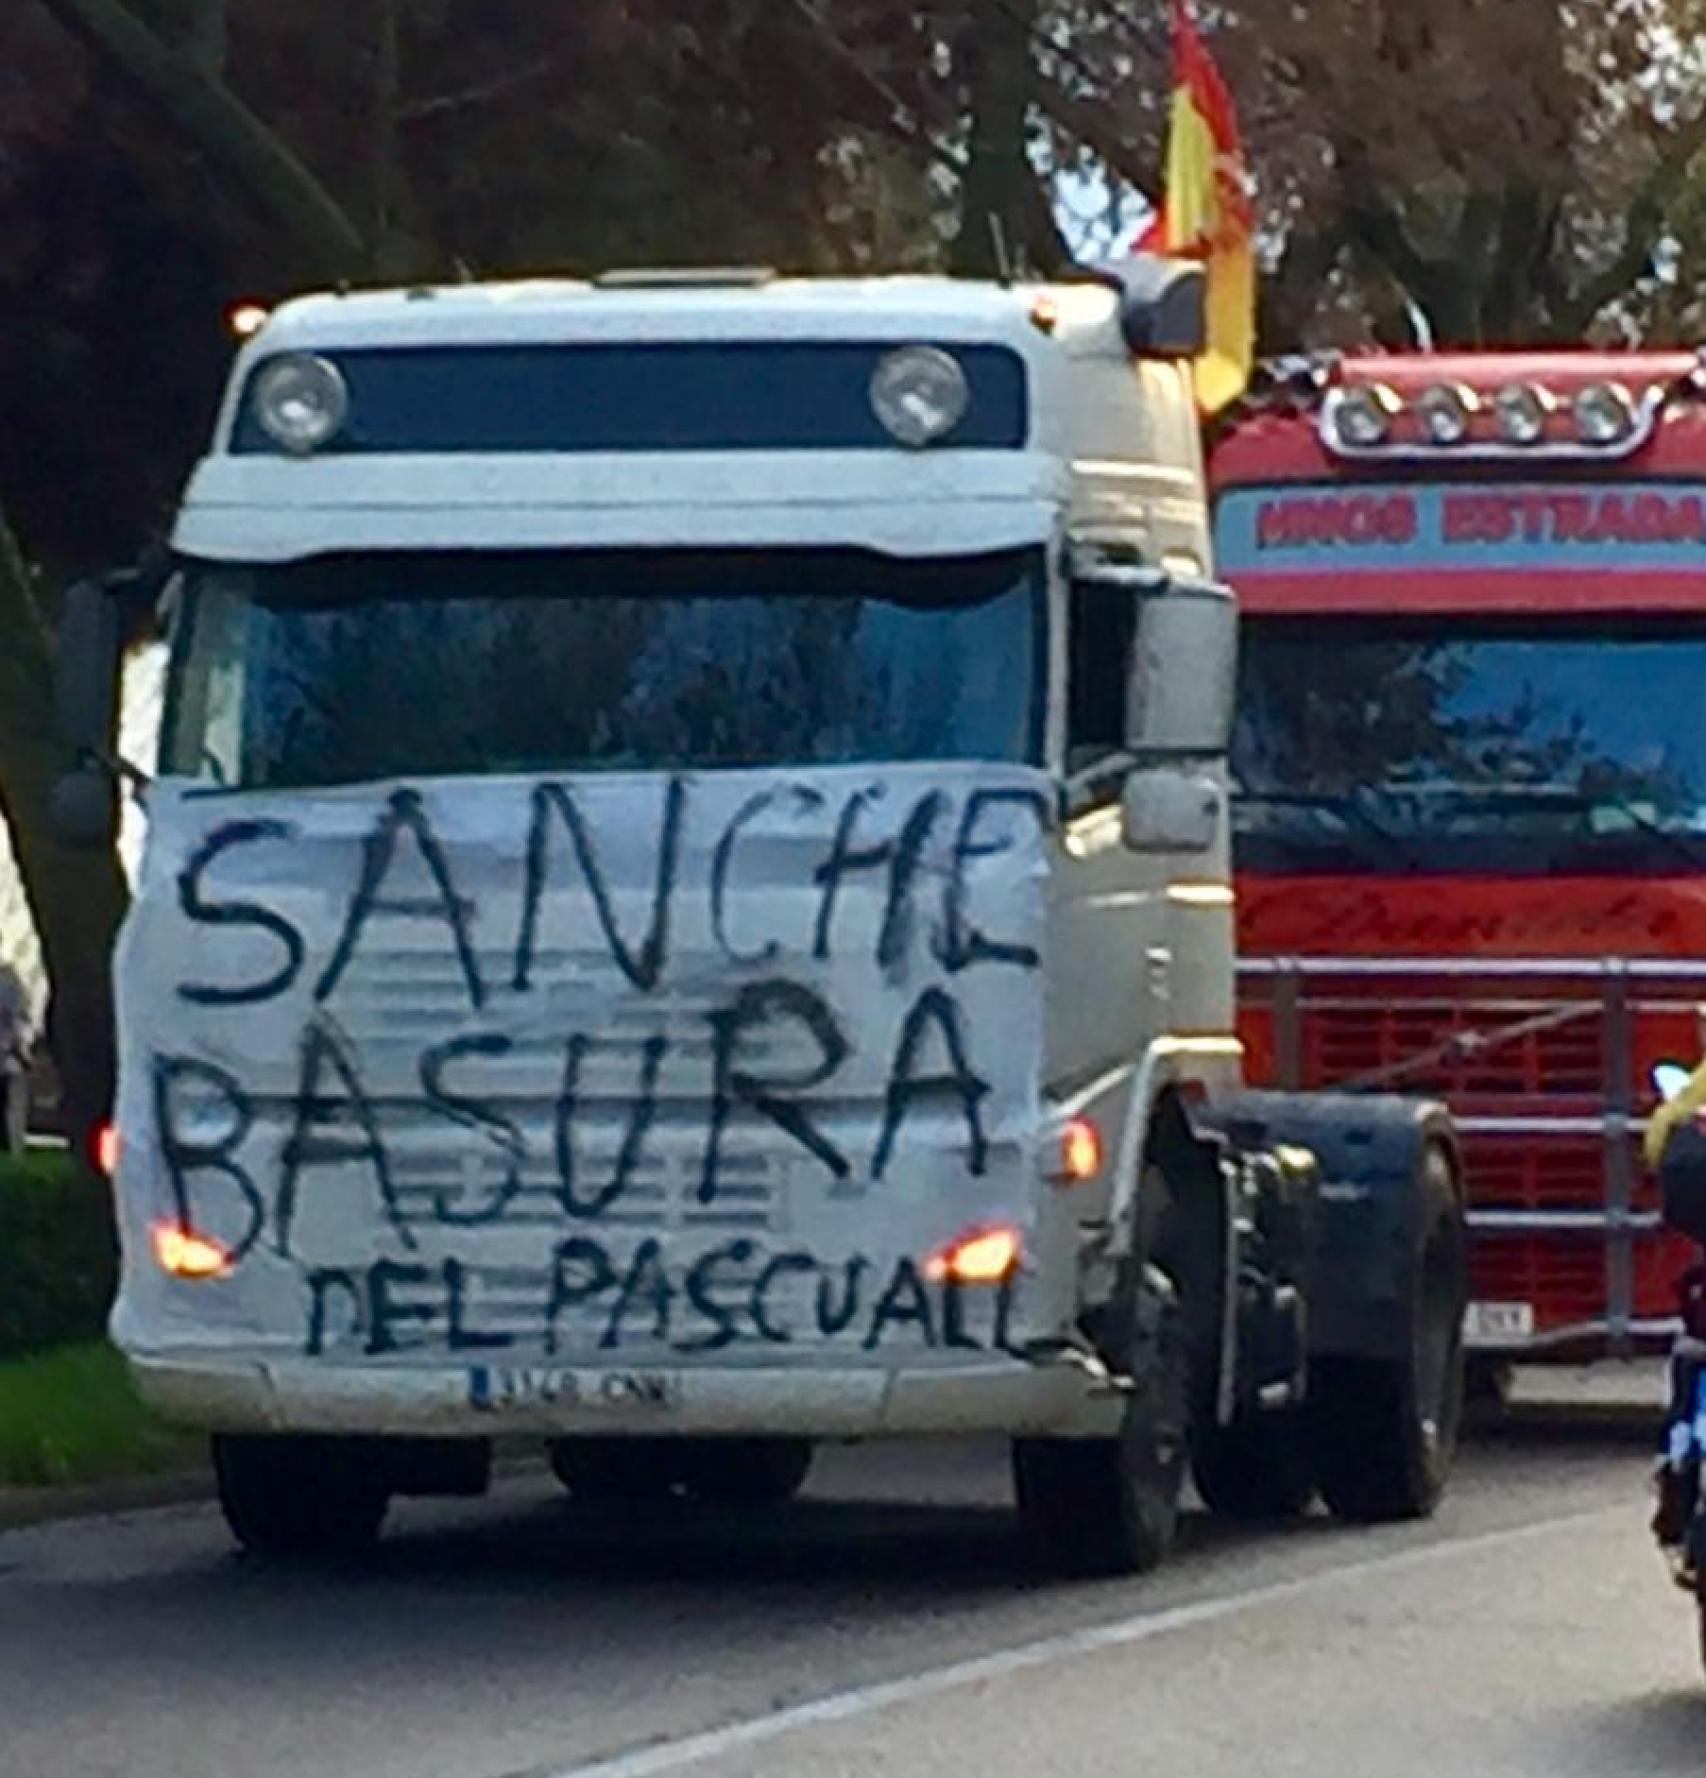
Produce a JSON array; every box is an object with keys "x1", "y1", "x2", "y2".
[
  {"x1": 950, "y1": 0, "x2": 1038, "y2": 277},
  {"x1": 0, "y1": 511, "x2": 128, "y2": 1174}
]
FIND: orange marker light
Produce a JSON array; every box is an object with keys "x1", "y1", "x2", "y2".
[
  {"x1": 92, "y1": 1120, "x2": 120, "y2": 1178},
  {"x1": 151, "y1": 1221, "x2": 234, "y2": 1281},
  {"x1": 1059, "y1": 1116, "x2": 1102, "y2": 1183},
  {"x1": 923, "y1": 1225, "x2": 1022, "y2": 1286},
  {"x1": 225, "y1": 300, "x2": 271, "y2": 341}
]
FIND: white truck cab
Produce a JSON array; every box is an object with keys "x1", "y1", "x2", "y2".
[{"x1": 56, "y1": 268, "x2": 1466, "y2": 1570}]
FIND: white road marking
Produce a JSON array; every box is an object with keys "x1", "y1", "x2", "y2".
[{"x1": 529, "y1": 1505, "x2": 1626, "y2": 1778}]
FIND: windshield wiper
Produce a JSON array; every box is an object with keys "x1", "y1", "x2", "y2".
[
  {"x1": 1402, "y1": 782, "x2": 1706, "y2": 870},
  {"x1": 1231, "y1": 787, "x2": 1417, "y2": 864}
]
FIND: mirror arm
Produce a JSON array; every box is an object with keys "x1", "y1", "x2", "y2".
[
  {"x1": 75, "y1": 745, "x2": 152, "y2": 795},
  {"x1": 1062, "y1": 750, "x2": 1140, "y2": 807}
]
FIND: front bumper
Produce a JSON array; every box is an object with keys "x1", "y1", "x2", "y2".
[{"x1": 126, "y1": 1350, "x2": 1125, "y2": 1441}]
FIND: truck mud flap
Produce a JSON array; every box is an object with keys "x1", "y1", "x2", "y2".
[{"x1": 1201, "y1": 1092, "x2": 1463, "y2": 1362}]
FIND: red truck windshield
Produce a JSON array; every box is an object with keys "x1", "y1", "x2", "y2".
[{"x1": 1232, "y1": 614, "x2": 1706, "y2": 876}]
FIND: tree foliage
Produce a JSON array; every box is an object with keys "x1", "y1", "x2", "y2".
[{"x1": 5, "y1": 0, "x2": 1706, "y2": 1151}]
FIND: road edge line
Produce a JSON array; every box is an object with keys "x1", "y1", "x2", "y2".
[{"x1": 527, "y1": 1504, "x2": 1626, "y2": 1778}]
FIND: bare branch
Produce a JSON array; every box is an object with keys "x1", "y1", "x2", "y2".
[
  {"x1": 787, "y1": 0, "x2": 966, "y2": 177},
  {"x1": 33, "y1": 0, "x2": 366, "y2": 278},
  {"x1": 1556, "y1": 110, "x2": 1706, "y2": 333},
  {"x1": 0, "y1": 509, "x2": 50, "y2": 655},
  {"x1": 184, "y1": 0, "x2": 225, "y2": 76},
  {"x1": 1033, "y1": 78, "x2": 1156, "y2": 203},
  {"x1": 398, "y1": 59, "x2": 554, "y2": 125}
]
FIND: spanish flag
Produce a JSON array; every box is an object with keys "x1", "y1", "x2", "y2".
[{"x1": 1142, "y1": 0, "x2": 1256, "y2": 414}]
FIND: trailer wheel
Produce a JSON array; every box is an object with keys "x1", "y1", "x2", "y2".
[
  {"x1": 1013, "y1": 1265, "x2": 1188, "y2": 1576},
  {"x1": 1192, "y1": 1408, "x2": 1316, "y2": 1521},
  {"x1": 1313, "y1": 1144, "x2": 1466, "y2": 1522},
  {"x1": 214, "y1": 1435, "x2": 391, "y2": 1559}
]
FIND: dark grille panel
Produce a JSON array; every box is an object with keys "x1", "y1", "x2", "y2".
[{"x1": 1302, "y1": 1000, "x2": 1605, "y2": 1096}]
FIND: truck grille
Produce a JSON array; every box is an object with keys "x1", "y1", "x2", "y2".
[{"x1": 1238, "y1": 958, "x2": 1705, "y2": 1346}]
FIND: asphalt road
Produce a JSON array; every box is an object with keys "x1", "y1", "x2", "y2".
[{"x1": 3, "y1": 1419, "x2": 1701, "y2": 1778}]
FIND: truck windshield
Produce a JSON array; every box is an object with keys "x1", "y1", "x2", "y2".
[
  {"x1": 161, "y1": 547, "x2": 1046, "y2": 788},
  {"x1": 1232, "y1": 615, "x2": 1706, "y2": 875}
]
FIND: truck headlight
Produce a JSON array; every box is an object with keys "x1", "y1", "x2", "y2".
[
  {"x1": 252, "y1": 353, "x2": 350, "y2": 455},
  {"x1": 870, "y1": 346, "x2": 970, "y2": 447}
]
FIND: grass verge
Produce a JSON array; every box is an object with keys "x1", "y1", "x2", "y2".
[{"x1": 0, "y1": 1342, "x2": 199, "y2": 1488}]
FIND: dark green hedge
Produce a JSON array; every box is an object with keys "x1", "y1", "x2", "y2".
[{"x1": 0, "y1": 1155, "x2": 117, "y2": 1362}]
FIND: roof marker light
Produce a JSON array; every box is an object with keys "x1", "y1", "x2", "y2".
[
  {"x1": 224, "y1": 300, "x2": 271, "y2": 341},
  {"x1": 1494, "y1": 382, "x2": 1554, "y2": 446}
]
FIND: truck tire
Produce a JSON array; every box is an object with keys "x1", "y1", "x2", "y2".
[
  {"x1": 1312, "y1": 1144, "x2": 1466, "y2": 1523},
  {"x1": 1013, "y1": 1266, "x2": 1188, "y2": 1576},
  {"x1": 674, "y1": 1439, "x2": 815, "y2": 1507},
  {"x1": 548, "y1": 1438, "x2": 679, "y2": 1504},
  {"x1": 1192, "y1": 1408, "x2": 1316, "y2": 1521},
  {"x1": 214, "y1": 1435, "x2": 391, "y2": 1558}
]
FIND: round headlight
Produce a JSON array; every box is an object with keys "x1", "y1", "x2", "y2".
[
  {"x1": 1493, "y1": 382, "x2": 1554, "y2": 446},
  {"x1": 1330, "y1": 383, "x2": 1402, "y2": 449},
  {"x1": 252, "y1": 354, "x2": 350, "y2": 456},
  {"x1": 870, "y1": 346, "x2": 970, "y2": 448},
  {"x1": 1415, "y1": 382, "x2": 1478, "y2": 445},
  {"x1": 1574, "y1": 380, "x2": 1637, "y2": 446}
]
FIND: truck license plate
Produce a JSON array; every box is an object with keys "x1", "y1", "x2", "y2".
[
  {"x1": 467, "y1": 1366, "x2": 683, "y2": 1413},
  {"x1": 1464, "y1": 1301, "x2": 1535, "y2": 1345}
]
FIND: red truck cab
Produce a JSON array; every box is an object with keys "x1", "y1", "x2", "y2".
[{"x1": 1213, "y1": 351, "x2": 1706, "y2": 1366}]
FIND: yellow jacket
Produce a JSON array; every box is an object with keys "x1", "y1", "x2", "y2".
[{"x1": 1646, "y1": 1056, "x2": 1706, "y2": 1171}]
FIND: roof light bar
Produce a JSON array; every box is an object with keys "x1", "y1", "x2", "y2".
[{"x1": 1320, "y1": 376, "x2": 1665, "y2": 461}]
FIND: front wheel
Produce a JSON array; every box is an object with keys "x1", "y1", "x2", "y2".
[
  {"x1": 1314, "y1": 1145, "x2": 1466, "y2": 1523},
  {"x1": 1192, "y1": 1407, "x2": 1316, "y2": 1522},
  {"x1": 214, "y1": 1435, "x2": 391, "y2": 1559},
  {"x1": 1013, "y1": 1266, "x2": 1188, "y2": 1576}
]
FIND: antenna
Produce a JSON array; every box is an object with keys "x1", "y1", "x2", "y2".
[{"x1": 988, "y1": 213, "x2": 1014, "y2": 287}]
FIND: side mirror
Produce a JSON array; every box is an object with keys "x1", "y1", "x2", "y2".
[
  {"x1": 1089, "y1": 256, "x2": 1207, "y2": 358},
  {"x1": 1129, "y1": 580, "x2": 1238, "y2": 757},
  {"x1": 51, "y1": 578, "x2": 123, "y2": 850},
  {"x1": 1122, "y1": 767, "x2": 1220, "y2": 855}
]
